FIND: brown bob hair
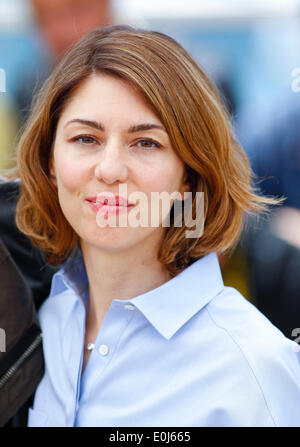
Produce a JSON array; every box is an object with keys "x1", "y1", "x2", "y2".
[{"x1": 10, "y1": 24, "x2": 280, "y2": 276}]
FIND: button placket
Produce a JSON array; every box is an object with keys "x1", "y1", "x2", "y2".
[{"x1": 77, "y1": 301, "x2": 137, "y2": 412}]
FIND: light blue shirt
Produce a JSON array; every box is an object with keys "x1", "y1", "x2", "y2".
[{"x1": 28, "y1": 252, "x2": 300, "y2": 427}]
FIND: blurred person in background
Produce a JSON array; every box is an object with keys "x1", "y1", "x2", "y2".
[
  {"x1": 237, "y1": 96, "x2": 300, "y2": 340},
  {"x1": 17, "y1": 0, "x2": 113, "y2": 126}
]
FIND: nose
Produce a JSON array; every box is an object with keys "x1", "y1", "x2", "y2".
[{"x1": 94, "y1": 139, "x2": 129, "y2": 184}]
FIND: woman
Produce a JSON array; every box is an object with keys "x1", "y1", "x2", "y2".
[{"x1": 11, "y1": 25, "x2": 300, "y2": 426}]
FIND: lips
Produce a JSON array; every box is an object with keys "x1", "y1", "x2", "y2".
[
  {"x1": 86, "y1": 195, "x2": 135, "y2": 215},
  {"x1": 86, "y1": 195, "x2": 133, "y2": 206}
]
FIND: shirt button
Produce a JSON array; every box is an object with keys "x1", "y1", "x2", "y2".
[
  {"x1": 98, "y1": 344, "x2": 109, "y2": 356},
  {"x1": 124, "y1": 304, "x2": 135, "y2": 310}
]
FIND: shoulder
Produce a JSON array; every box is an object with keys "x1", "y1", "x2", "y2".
[
  {"x1": 204, "y1": 286, "x2": 300, "y2": 426},
  {"x1": 0, "y1": 178, "x2": 20, "y2": 196},
  {"x1": 206, "y1": 286, "x2": 297, "y2": 350},
  {"x1": 205, "y1": 286, "x2": 300, "y2": 369}
]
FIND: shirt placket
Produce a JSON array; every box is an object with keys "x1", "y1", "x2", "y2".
[
  {"x1": 63, "y1": 298, "x2": 86, "y2": 426},
  {"x1": 73, "y1": 300, "x2": 136, "y2": 426}
]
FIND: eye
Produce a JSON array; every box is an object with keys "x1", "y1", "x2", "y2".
[
  {"x1": 136, "y1": 139, "x2": 162, "y2": 149},
  {"x1": 70, "y1": 135, "x2": 98, "y2": 146}
]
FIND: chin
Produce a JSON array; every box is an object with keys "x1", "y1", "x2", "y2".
[{"x1": 81, "y1": 226, "x2": 136, "y2": 251}]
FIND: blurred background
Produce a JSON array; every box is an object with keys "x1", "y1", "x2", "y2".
[{"x1": 0, "y1": 0, "x2": 299, "y2": 339}]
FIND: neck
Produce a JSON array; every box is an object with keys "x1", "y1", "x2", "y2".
[{"x1": 80, "y1": 236, "x2": 171, "y2": 333}]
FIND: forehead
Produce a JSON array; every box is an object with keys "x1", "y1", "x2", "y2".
[{"x1": 58, "y1": 74, "x2": 161, "y2": 126}]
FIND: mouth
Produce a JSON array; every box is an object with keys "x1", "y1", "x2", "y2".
[{"x1": 85, "y1": 195, "x2": 135, "y2": 216}]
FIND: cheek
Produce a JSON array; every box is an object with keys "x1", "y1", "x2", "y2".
[
  {"x1": 55, "y1": 154, "x2": 90, "y2": 193},
  {"x1": 137, "y1": 160, "x2": 185, "y2": 193}
]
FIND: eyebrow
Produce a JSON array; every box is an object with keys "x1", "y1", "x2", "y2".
[{"x1": 64, "y1": 119, "x2": 167, "y2": 134}]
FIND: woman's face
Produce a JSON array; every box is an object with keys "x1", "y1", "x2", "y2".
[{"x1": 50, "y1": 73, "x2": 189, "y2": 255}]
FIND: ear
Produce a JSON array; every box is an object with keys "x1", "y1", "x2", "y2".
[
  {"x1": 179, "y1": 172, "x2": 190, "y2": 199},
  {"x1": 49, "y1": 156, "x2": 57, "y2": 187}
]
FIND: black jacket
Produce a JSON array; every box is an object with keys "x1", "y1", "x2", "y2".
[
  {"x1": 0, "y1": 239, "x2": 44, "y2": 426},
  {"x1": 0, "y1": 181, "x2": 58, "y2": 310},
  {"x1": 0, "y1": 180, "x2": 58, "y2": 426}
]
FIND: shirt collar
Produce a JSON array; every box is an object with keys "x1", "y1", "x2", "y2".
[
  {"x1": 129, "y1": 252, "x2": 224, "y2": 339},
  {"x1": 49, "y1": 252, "x2": 224, "y2": 340},
  {"x1": 49, "y1": 254, "x2": 88, "y2": 301}
]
